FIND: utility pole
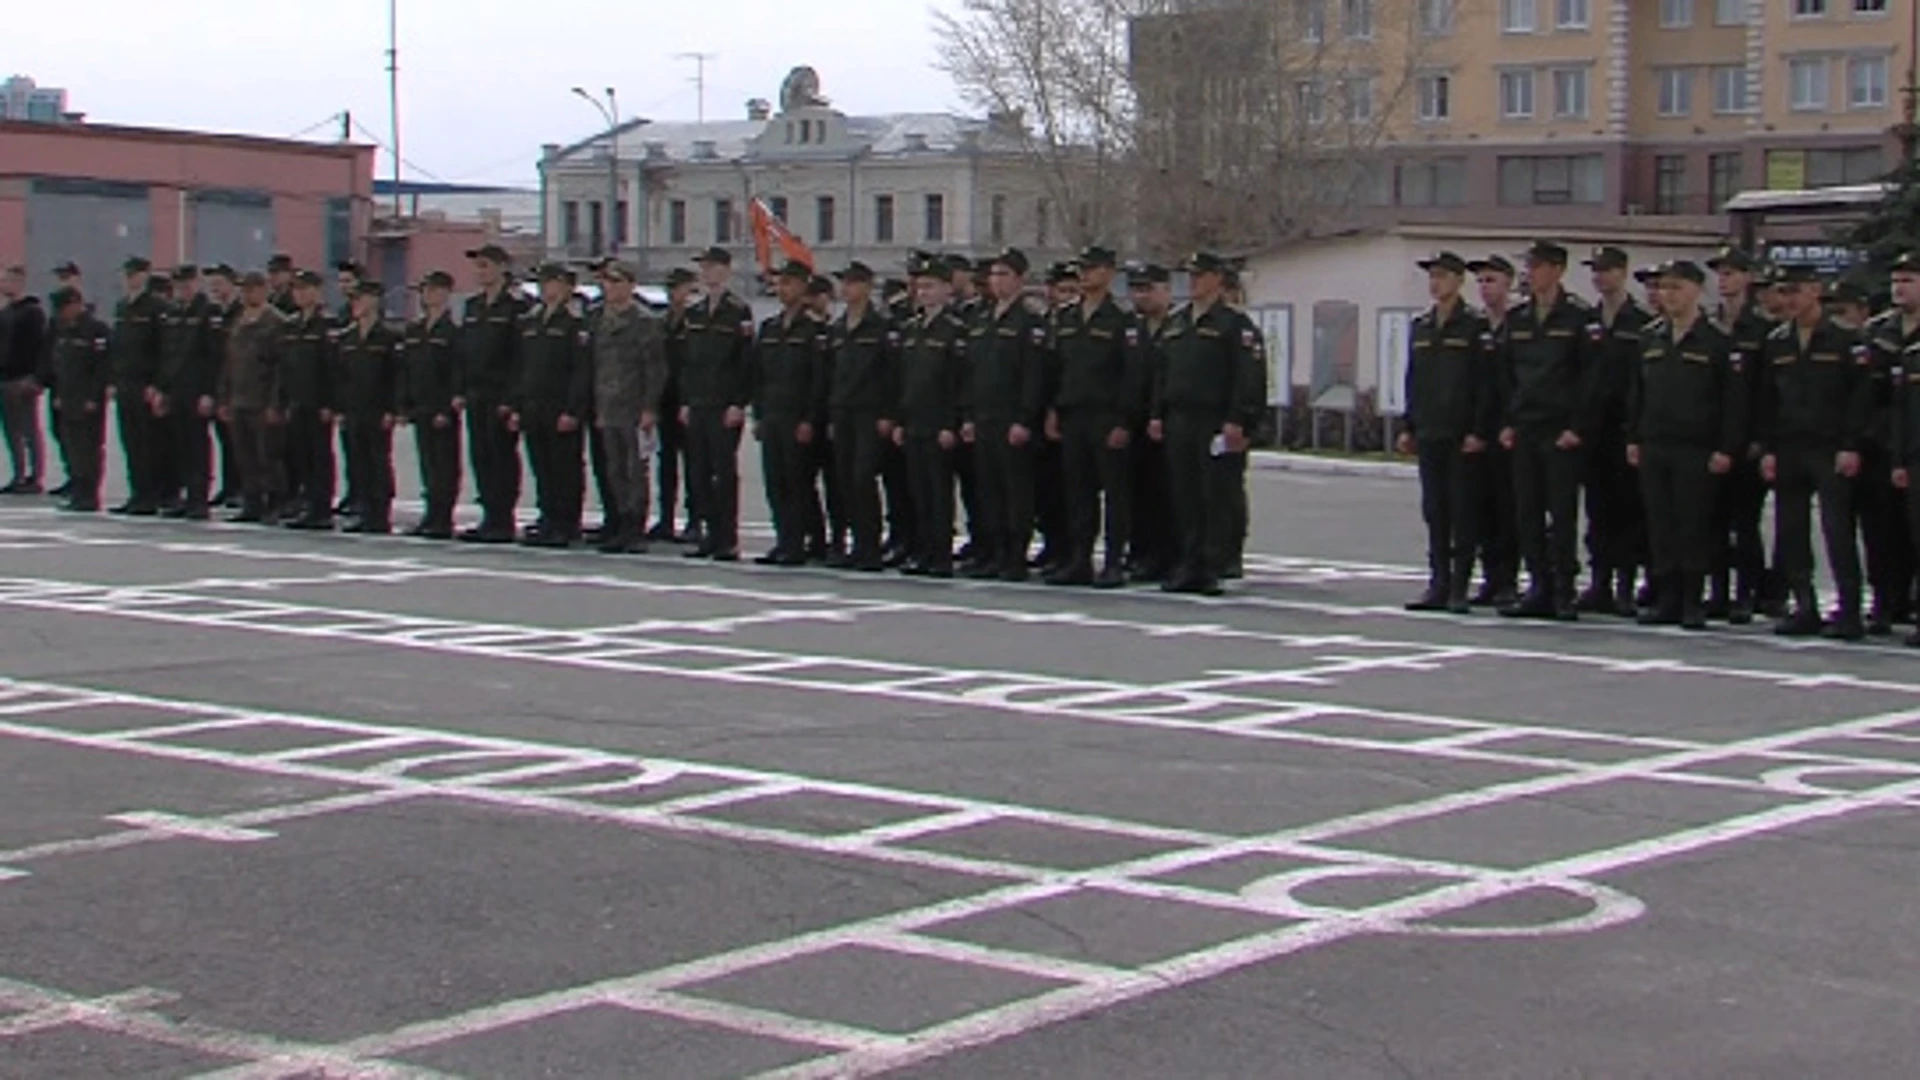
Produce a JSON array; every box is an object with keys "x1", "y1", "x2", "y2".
[
  {"x1": 386, "y1": 0, "x2": 402, "y2": 216},
  {"x1": 676, "y1": 52, "x2": 717, "y2": 123},
  {"x1": 573, "y1": 87, "x2": 621, "y2": 257},
  {"x1": 1901, "y1": 0, "x2": 1919, "y2": 167},
  {"x1": 339, "y1": 111, "x2": 352, "y2": 142}
]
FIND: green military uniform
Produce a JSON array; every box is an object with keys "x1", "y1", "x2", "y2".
[
  {"x1": 335, "y1": 311, "x2": 402, "y2": 532},
  {"x1": 828, "y1": 291, "x2": 898, "y2": 570},
  {"x1": 965, "y1": 276, "x2": 1050, "y2": 580},
  {"x1": 110, "y1": 268, "x2": 167, "y2": 512},
  {"x1": 1403, "y1": 267, "x2": 1496, "y2": 612},
  {"x1": 653, "y1": 294, "x2": 694, "y2": 540},
  {"x1": 1127, "y1": 299, "x2": 1175, "y2": 583},
  {"x1": 678, "y1": 275, "x2": 756, "y2": 559},
  {"x1": 1860, "y1": 307, "x2": 1916, "y2": 631},
  {"x1": 752, "y1": 299, "x2": 828, "y2": 564},
  {"x1": 512, "y1": 296, "x2": 593, "y2": 545},
  {"x1": 217, "y1": 301, "x2": 287, "y2": 520},
  {"x1": 459, "y1": 282, "x2": 530, "y2": 540},
  {"x1": 1709, "y1": 274, "x2": 1773, "y2": 621},
  {"x1": 892, "y1": 301, "x2": 969, "y2": 576},
  {"x1": 1876, "y1": 298, "x2": 1920, "y2": 645},
  {"x1": 1758, "y1": 307, "x2": 1872, "y2": 637},
  {"x1": 50, "y1": 303, "x2": 112, "y2": 510},
  {"x1": 1628, "y1": 300, "x2": 1747, "y2": 628},
  {"x1": 1583, "y1": 263, "x2": 1654, "y2": 614},
  {"x1": 157, "y1": 285, "x2": 220, "y2": 516},
  {"x1": 279, "y1": 304, "x2": 338, "y2": 527},
  {"x1": 1048, "y1": 265, "x2": 1144, "y2": 587},
  {"x1": 401, "y1": 306, "x2": 463, "y2": 536}
]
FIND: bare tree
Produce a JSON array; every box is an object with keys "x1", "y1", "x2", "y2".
[{"x1": 936, "y1": 0, "x2": 1442, "y2": 256}]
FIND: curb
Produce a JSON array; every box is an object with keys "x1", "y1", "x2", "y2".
[{"x1": 1252, "y1": 451, "x2": 1417, "y2": 480}]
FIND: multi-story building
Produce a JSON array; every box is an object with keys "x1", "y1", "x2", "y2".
[
  {"x1": 539, "y1": 66, "x2": 1077, "y2": 280},
  {"x1": 0, "y1": 76, "x2": 77, "y2": 125}
]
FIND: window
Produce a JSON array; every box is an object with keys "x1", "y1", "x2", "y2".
[
  {"x1": 668, "y1": 199, "x2": 687, "y2": 245},
  {"x1": 614, "y1": 200, "x2": 628, "y2": 246},
  {"x1": 1791, "y1": 0, "x2": 1826, "y2": 14},
  {"x1": 713, "y1": 198, "x2": 734, "y2": 244},
  {"x1": 588, "y1": 201, "x2": 604, "y2": 256},
  {"x1": 1416, "y1": 73, "x2": 1451, "y2": 121},
  {"x1": 874, "y1": 194, "x2": 895, "y2": 243},
  {"x1": 1855, "y1": 0, "x2": 1887, "y2": 11},
  {"x1": 25, "y1": 99, "x2": 57, "y2": 123},
  {"x1": 1789, "y1": 57, "x2": 1830, "y2": 110},
  {"x1": 768, "y1": 195, "x2": 789, "y2": 223},
  {"x1": 562, "y1": 201, "x2": 580, "y2": 246},
  {"x1": 1497, "y1": 154, "x2": 1605, "y2": 205},
  {"x1": 1553, "y1": 68, "x2": 1589, "y2": 118},
  {"x1": 1343, "y1": 0, "x2": 1373, "y2": 38},
  {"x1": 1805, "y1": 145, "x2": 1884, "y2": 185},
  {"x1": 1500, "y1": 69, "x2": 1536, "y2": 118},
  {"x1": 1850, "y1": 56, "x2": 1888, "y2": 108},
  {"x1": 1345, "y1": 76, "x2": 1375, "y2": 121},
  {"x1": 816, "y1": 196, "x2": 836, "y2": 244},
  {"x1": 1419, "y1": 0, "x2": 1454, "y2": 33},
  {"x1": 1660, "y1": 0, "x2": 1692, "y2": 25},
  {"x1": 990, "y1": 194, "x2": 1007, "y2": 245},
  {"x1": 1555, "y1": 0, "x2": 1588, "y2": 28},
  {"x1": 1398, "y1": 158, "x2": 1466, "y2": 206},
  {"x1": 1036, "y1": 198, "x2": 1050, "y2": 246},
  {"x1": 1653, "y1": 155, "x2": 1687, "y2": 214},
  {"x1": 923, "y1": 194, "x2": 946, "y2": 243},
  {"x1": 1295, "y1": 79, "x2": 1326, "y2": 124},
  {"x1": 1502, "y1": 0, "x2": 1537, "y2": 31},
  {"x1": 1712, "y1": 65, "x2": 1751, "y2": 112},
  {"x1": 1708, "y1": 152, "x2": 1743, "y2": 212},
  {"x1": 1715, "y1": 0, "x2": 1747, "y2": 23},
  {"x1": 1657, "y1": 68, "x2": 1694, "y2": 116},
  {"x1": 1301, "y1": 0, "x2": 1326, "y2": 42}
]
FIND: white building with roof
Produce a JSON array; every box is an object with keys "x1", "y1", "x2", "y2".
[{"x1": 538, "y1": 66, "x2": 1073, "y2": 281}]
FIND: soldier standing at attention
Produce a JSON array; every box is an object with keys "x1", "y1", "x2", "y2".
[
  {"x1": 652, "y1": 267, "x2": 699, "y2": 544},
  {"x1": 1497, "y1": 240, "x2": 1604, "y2": 622},
  {"x1": 511, "y1": 265, "x2": 593, "y2": 548},
  {"x1": 826, "y1": 261, "x2": 897, "y2": 572},
  {"x1": 1757, "y1": 264, "x2": 1872, "y2": 640},
  {"x1": 217, "y1": 273, "x2": 288, "y2": 523},
  {"x1": 455, "y1": 245, "x2": 527, "y2": 543},
  {"x1": 110, "y1": 257, "x2": 167, "y2": 515},
  {"x1": 1151, "y1": 252, "x2": 1265, "y2": 597},
  {"x1": 963, "y1": 247, "x2": 1049, "y2": 582},
  {"x1": 891, "y1": 254, "x2": 969, "y2": 577},
  {"x1": 0, "y1": 266, "x2": 48, "y2": 495},
  {"x1": 588, "y1": 261, "x2": 668, "y2": 555},
  {"x1": 751, "y1": 261, "x2": 828, "y2": 566},
  {"x1": 880, "y1": 274, "x2": 919, "y2": 566},
  {"x1": 47, "y1": 288, "x2": 110, "y2": 512},
  {"x1": 1397, "y1": 251, "x2": 1495, "y2": 614},
  {"x1": 266, "y1": 255, "x2": 298, "y2": 315},
  {"x1": 42, "y1": 261, "x2": 84, "y2": 499},
  {"x1": 946, "y1": 255, "x2": 983, "y2": 564},
  {"x1": 1704, "y1": 247, "x2": 1772, "y2": 624},
  {"x1": 678, "y1": 248, "x2": 756, "y2": 562},
  {"x1": 400, "y1": 271, "x2": 463, "y2": 539},
  {"x1": 1219, "y1": 265, "x2": 1266, "y2": 578},
  {"x1": 1862, "y1": 260, "x2": 1920, "y2": 632},
  {"x1": 1463, "y1": 255, "x2": 1520, "y2": 608},
  {"x1": 1881, "y1": 253, "x2": 1920, "y2": 646},
  {"x1": 279, "y1": 271, "x2": 338, "y2": 531},
  {"x1": 1033, "y1": 261, "x2": 1080, "y2": 573},
  {"x1": 1125, "y1": 262, "x2": 1176, "y2": 584},
  {"x1": 1579, "y1": 246, "x2": 1653, "y2": 616},
  {"x1": 201, "y1": 266, "x2": 242, "y2": 508},
  {"x1": 335, "y1": 281, "x2": 400, "y2": 534},
  {"x1": 803, "y1": 274, "x2": 842, "y2": 561},
  {"x1": 1046, "y1": 245, "x2": 1142, "y2": 589},
  {"x1": 154, "y1": 265, "x2": 218, "y2": 520},
  {"x1": 1626, "y1": 261, "x2": 1746, "y2": 630}
]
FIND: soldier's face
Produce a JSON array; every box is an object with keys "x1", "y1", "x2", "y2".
[
  {"x1": 0, "y1": 269, "x2": 23, "y2": 298},
  {"x1": 603, "y1": 279, "x2": 635, "y2": 306},
  {"x1": 698, "y1": 262, "x2": 729, "y2": 290},
  {"x1": 124, "y1": 271, "x2": 147, "y2": 296},
  {"x1": 352, "y1": 293, "x2": 379, "y2": 319},
  {"x1": 336, "y1": 273, "x2": 358, "y2": 296},
  {"x1": 1081, "y1": 264, "x2": 1115, "y2": 291},
  {"x1": 473, "y1": 259, "x2": 501, "y2": 288},
  {"x1": 1591, "y1": 266, "x2": 1625, "y2": 294},
  {"x1": 777, "y1": 276, "x2": 806, "y2": 306},
  {"x1": 1660, "y1": 277, "x2": 1699, "y2": 311},
  {"x1": 293, "y1": 284, "x2": 320, "y2": 308},
  {"x1": 1525, "y1": 260, "x2": 1563, "y2": 295},
  {"x1": 174, "y1": 277, "x2": 198, "y2": 299},
  {"x1": 843, "y1": 279, "x2": 871, "y2": 306},
  {"x1": 1892, "y1": 272, "x2": 1920, "y2": 310},
  {"x1": 1716, "y1": 269, "x2": 1751, "y2": 301},
  {"x1": 422, "y1": 284, "x2": 451, "y2": 309},
  {"x1": 540, "y1": 280, "x2": 570, "y2": 306},
  {"x1": 1477, "y1": 271, "x2": 1511, "y2": 306},
  {"x1": 987, "y1": 264, "x2": 1022, "y2": 302},
  {"x1": 241, "y1": 282, "x2": 267, "y2": 306},
  {"x1": 1427, "y1": 268, "x2": 1462, "y2": 303},
  {"x1": 913, "y1": 276, "x2": 950, "y2": 309},
  {"x1": 1189, "y1": 268, "x2": 1223, "y2": 301},
  {"x1": 209, "y1": 279, "x2": 233, "y2": 302}
]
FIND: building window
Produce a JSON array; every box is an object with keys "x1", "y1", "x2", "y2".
[
  {"x1": 990, "y1": 194, "x2": 1007, "y2": 245},
  {"x1": 1416, "y1": 73, "x2": 1451, "y2": 121},
  {"x1": 1555, "y1": 0, "x2": 1588, "y2": 28},
  {"x1": 1301, "y1": 0, "x2": 1326, "y2": 42},
  {"x1": 1497, "y1": 153, "x2": 1605, "y2": 205},
  {"x1": 1499, "y1": 69, "x2": 1536, "y2": 118},
  {"x1": 668, "y1": 199, "x2": 687, "y2": 245},
  {"x1": 1552, "y1": 68, "x2": 1589, "y2": 118},
  {"x1": 562, "y1": 201, "x2": 580, "y2": 246},
  {"x1": 1804, "y1": 145, "x2": 1884, "y2": 185},
  {"x1": 1715, "y1": 0, "x2": 1746, "y2": 22},
  {"x1": 1345, "y1": 76, "x2": 1375, "y2": 121},
  {"x1": 1295, "y1": 79, "x2": 1326, "y2": 124},
  {"x1": 1708, "y1": 151, "x2": 1742, "y2": 211},
  {"x1": 874, "y1": 194, "x2": 895, "y2": 243},
  {"x1": 1653, "y1": 155, "x2": 1687, "y2": 214},
  {"x1": 1343, "y1": 0, "x2": 1373, "y2": 38},
  {"x1": 1657, "y1": 68, "x2": 1694, "y2": 116},
  {"x1": 924, "y1": 194, "x2": 946, "y2": 243},
  {"x1": 1502, "y1": 0, "x2": 1537, "y2": 32},
  {"x1": 768, "y1": 195, "x2": 789, "y2": 223},
  {"x1": 1419, "y1": 0, "x2": 1455, "y2": 33},
  {"x1": 1850, "y1": 56, "x2": 1888, "y2": 108},
  {"x1": 1791, "y1": 0, "x2": 1826, "y2": 15},
  {"x1": 1712, "y1": 65, "x2": 1752, "y2": 112},
  {"x1": 713, "y1": 199, "x2": 734, "y2": 244},
  {"x1": 816, "y1": 196, "x2": 836, "y2": 244},
  {"x1": 1855, "y1": 0, "x2": 1887, "y2": 12},
  {"x1": 588, "y1": 201, "x2": 604, "y2": 256},
  {"x1": 325, "y1": 197, "x2": 352, "y2": 273},
  {"x1": 1789, "y1": 57, "x2": 1830, "y2": 110},
  {"x1": 614, "y1": 200, "x2": 628, "y2": 246},
  {"x1": 1398, "y1": 158, "x2": 1466, "y2": 206},
  {"x1": 1660, "y1": 0, "x2": 1693, "y2": 26},
  {"x1": 1036, "y1": 198, "x2": 1050, "y2": 246}
]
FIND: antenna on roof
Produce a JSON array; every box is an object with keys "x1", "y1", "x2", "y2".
[
  {"x1": 675, "y1": 52, "x2": 717, "y2": 123},
  {"x1": 386, "y1": 0, "x2": 402, "y2": 215}
]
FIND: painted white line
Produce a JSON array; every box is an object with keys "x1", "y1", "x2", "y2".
[
  {"x1": 864, "y1": 930, "x2": 1125, "y2": 984},
  {"x1": 611, "y1": 989, "x2": 887, "y2": 1051},
  {"x1": 106, "y1": 811, "x2": 275, "y2": 844}
]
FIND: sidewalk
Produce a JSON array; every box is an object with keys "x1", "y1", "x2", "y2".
[{"x1": 1252, "y1": 450, "x2": 1417, "y2": 480}]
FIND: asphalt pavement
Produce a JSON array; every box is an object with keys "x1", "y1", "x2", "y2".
[{"x1": 2, "y1": 440, "x2": 1919, "y2": 1079}]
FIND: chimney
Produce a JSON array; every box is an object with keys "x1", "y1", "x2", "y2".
[
  {"x1": 747, "y1": 98, "x2": 772, "y2": 121},
  {"x1": 902, "y1": 132, "x2": 929, "y2": 152},
  {"x1": 692, "y1": 139, "x2": 718, "y2": 160}
]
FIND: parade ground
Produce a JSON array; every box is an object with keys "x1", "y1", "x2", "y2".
[{"x1": 3, "y1": 464, "x2": 1919, "y2": 1079}]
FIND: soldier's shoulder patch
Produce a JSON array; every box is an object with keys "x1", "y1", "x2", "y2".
[
  {"x1": 1586, "y1": 321, "x2": 1605, "y2": 341},
  {"x1": 738, "y1": 318, "x2": 755, "y2": 336},
  {"x1": 1767, "y1": 323, "x2": 1792, "y2": 340},
  {"x1": 1853, "y1": 342, "x2": 1872, "y2": 365},
  {"x1": 92, "y1": 337, "x2": 107, "y2": 351},
  {"x1": 1729, "y1": 350, "x2": 1745, "y2": 373}
]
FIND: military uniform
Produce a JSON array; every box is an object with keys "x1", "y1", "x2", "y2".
[
  {"x1": 679, "y1": 288, "x2": 757, "y2": 559},
  {"x1": 1049, "y1": 290, "x2": 1144, "y2": 586},
  {"x1": 828, "y1": 297, "x2": 898, "y2": 570},
  {"x1": 892, "y1": 302, "x2": 969, "y2": 576},
  {"x1": 1709, "y1": 293, "x2": 1773, "y2": 622},
  {"x1": 1861, "y1": 308, "x2": 1917, "y2": 630},
  {"x1": 1403, "y1": 293, "x2": 1497, "y2": 610},
  {"x1": 752, "y1": 303, "x2": 828, "y2": 563},
  {"x1": 49, "y1": 308, "x2": 111, "y2": 510},
  {"x1": 1583, "y1": 288, "x2": 1654, "y2": 614},
  {"x1": 459, "y1": 283, "x2": 529, "y2": 540},
  {"x1": 218, "y1": 303, "x2": 289, "y2": 520},
  {"x1": 1628, "y1": 307, "x2": 1747, "y2": 627},
  {"x1": 110, "y1": 276, "x2": 167, "y2": 512},
  {"x1": 654, "y1": 299, "x2": 697, "y2": 540},
  {"x1": 400, "y1": 307, "x2": 463, "y2": 536},
  {"x1": 278, "y1": 306, "x2": 338, "y2": 527},
  {"x1": 588, "y1": 289, "x2": 669, "y2": 554},
  {"x1": 1884, "y1": 307, "x2": 1920, "y2": 645},
  {"x1": 1497, "y1": 281, "x2": 1604, "y2": 618},
  {"x1": 965, "y1": 291, "x2": 1050, "y2": 580},
  {"x1": 1127, "y1": 305, "x2": 1174, "y2": 583},
  {"x1": 1758, "y1": 313, "x2": 1872, "y2": 637},
  {"x1": 513, "y1": 300, "x2": 593, "y2": 545},
  {"x1": 336, "y1": 315, "x2": 402, "y2": 532},
  {"x1": 156, "y1": 288, "x2": 220, "y2": 517}
]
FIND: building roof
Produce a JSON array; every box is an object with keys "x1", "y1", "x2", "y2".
[
  {"x1": 550, "y1": 110, "x2": 1020, "y2": 168},
  {"x1": 374, "y1": 179, "x2": 536, "y2": 196},
  {"x1": 0, "y1": 118, "x2": 369, "y2": 159}
]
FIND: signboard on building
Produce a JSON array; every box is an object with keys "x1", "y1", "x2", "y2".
[
  {"x1": 1761, "y1": 242, "x2": 1863, "y2": 275},
  {"x1": 1250, "y1": 305, "x2": 1292, "y2": 406},
  {"x1": 1375, "y1": 308, "x2": 1416, "y2": 416}
]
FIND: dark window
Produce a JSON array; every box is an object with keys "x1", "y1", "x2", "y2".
[
  {"x1": 816, "y1": 196, "x2": 836, "y2": 244},
  {"x1": 324, "y1": 197, "x2": 353, "y2": 273},
  {"x1": 1496, "y1": 153, "x2": 1605, "y2": 205},
  {"x1": 1708, "y1": 152, "x2": 1742, "y2": 212},
  {"x1": 875, "y1": 194, "x2": 895, "y2": 243},
  {"x1": 615, "y1": 200, "x2": 629, "y2": 246},
  {"x1": 668, "y1": 199, "x2": 687, "y2": 245},
  {"x1": 714, "y1": 199, "x2": 735, "y2": 244},
  {"x1": 1804, "y1": 145, "x2": 1884, "y2": 186},
  {"x1": 1652, "y1": 155, "x2": 1686, "y2": 214},
  {"x1": 769, "y1": 195, "x2": 789, "y2": 223},
  {"x1": 924, "y1": 194, "x2": 946, "y2": 243},
  {"x1": 990, "y1": 194, "x2": 1007, "y2": 245},
  {"x1": 588, "y1": 201, "x2": 604, "y2": 256},
  {"x1": 1037, "y1": 198, "x2": 1050, "y2": 246},
  {"x1": 562, "y1": 201, "x2": 580, "y2": 245}
]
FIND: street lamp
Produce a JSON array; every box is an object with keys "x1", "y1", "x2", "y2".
[{"x1": 572, "y1": 86, "x2": 621, "y2": 256}]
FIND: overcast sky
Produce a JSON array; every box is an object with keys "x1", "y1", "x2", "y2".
[{"x1": 17, "y1": 0, "x2": 965, "y2": 187}]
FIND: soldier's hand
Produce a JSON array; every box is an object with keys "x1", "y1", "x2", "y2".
[
  {"x1": 381, "y1": 413, "x2": 396, "y2": 431},
  {"x1": 151, "y1": 395, "x2": 169, "y2": 418},
  {"x1": 1462, "y1": 434, "x2": 1487, "y2": 454},
  {"x1": 319, "y1": 408, "x2": 334, "y2": 424},
  {"x1": 796, "y1": 421, "x2": 814, "y2": 446},
  {"x1": 892, "y1": 426, "x2": 905, "y2": 447},
  {"x1": 1760, "y1": 454, "x2": 1777, "y2": 483},
  {"x1": 961, "y1": 422, "x2": 977, "y2": 444},
  {"x1": 1499, "y1": 427, "x2": 1516, "y2": 450},
  {"x1": 679, "y1": 405, "x2": 692, "y2": 427},
  {"x1": 937, "y1": 429, "x2": 956, "y2": 451},
  {"x1": 1395, "y1": 432, "x2": 1414, "y2": 456},
  {"x1": 639, "y1": 410, "x2": 656, "y2": 433},
  {"x1": 1896, "y1": 468, "x2": 1911, "y2": 491},
  {"x1": 197, "y1": 396, "x2": 214, "y2": 419},
  {"x1": 1555, "y1": 429, "x2": 1582, "y2": 451},
  {"x1": 1626, "y1": 444, "x2": 1641, "y2": 468},
  {"x1": 751, "y1": 420, "x2": 764, "y2": 441},
  {"x1": 1045, "y1": 409, "x2": 1061, "y2": 443},
  {"x1": 877, "y1": 418, "x2": 894, "y2": 437},
  {"x1": 451, "y1": 396, "x2": 466, "y2": 412},
  {"x1": 1107, "y1": 427, "x2": 1130, "y2": 450},
  {"x1": 1837, "y1": 450, "x2": 1861, "y2": 478},
  {"x1": 557, "y1": 413, "x2": 579, "y2": 433},
  {"x1": 1708, "y1": 452, "x2": 1731, "y2": 475},
  {"x1": 433, "y1": 413, "x2": 450, "y2": 429},
  {"x1": 1222, "y1": 423, "x2": 1248, "y2": 454},
  {"x1": 1009, "y1": 423, "x2": 1031, "y2": 448},
  {"x1": 724, "y1": 405, "x2": 745, "y2": 429},
  {"x1": 1147, "y1": 419, "x2": 1164, "y2": 443}
]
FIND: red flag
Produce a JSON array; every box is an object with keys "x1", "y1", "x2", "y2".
[{"x1": 749, "y1": 197, "x2": 815, "y2": 276}]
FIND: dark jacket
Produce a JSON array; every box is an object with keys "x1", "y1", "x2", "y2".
[
  {"x1": 1404, "y1": 301, "x2": 1496, "y2": 444},
  {"x1": 513, "y1": 304, "x2": 593, "y2": 423},
  {"x1": 1874, "y1": 314, "x2": 1920, "y2": 465},
  {"x1": 1756, "y1": 317, "x2": 1872, "y2": 453},
  {"x1": 157, "y1": 293, "x2": 221, "y2": 403},
  {"x1": 335, "y1": 319, "x2": 402, "y2": 420},
  {"x1": 1152, "y1": 299, "x2": 1266, "y2": 430},
  {"x1": 893, "y1": 305, "x2": 968, "y2": 434},
  {"x1": 827, "y1": 304, "x2": 898, "y2": 417},
  {"x1": 1498, "y1": 290, "x2": 1605, "y2": 436},
  {"x1": 278, "y1": 308, "x2": 337, "y2": 412},
  {"x1": 51, "y1": 314, "x2": 113, "y2": 408},
  {"x1": 219, "y1": 306, "x2": 286, "y2": 411},
  {"x1": 459, "y1": 285, "x2": 529, "y2": 403},
  {"x1": 590, "y1": 302, "x2": 670, "y2": 423},
  {"x1": 1051, "y1": 293, "x2": 1145, "y2": 424},
  {"x1": 400, "y1": 310, "x2": 461, "y2": 421},
  {"x1": 111, "y1": 288, "x2": 166, "y2": 390},
  {"x1": 680, "y1": 291, "x2": 757, "y2": 410},
  {"x1": 1627, "y1": 314, "x2": 1747, "y2": 456},
  {"x1": 752, "y1": 308, "x2": 827, "y2": 426},
  {"x1": 1592, "y1": 296, "x2": 1653, "y2": 437},
  {"x1": 2, "y1": 296, "x2": 48, "y2": 382},
  {"x1": 966, "y1": 297, "x2": 1050, "y2": 430}
]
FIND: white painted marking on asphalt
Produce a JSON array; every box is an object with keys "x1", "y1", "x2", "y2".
[{"x1": 107, "y1": 811, "x2": 276, "y2": 843}]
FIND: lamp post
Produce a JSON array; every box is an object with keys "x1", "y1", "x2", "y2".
[{"x1": 572, "y1": 86, "x2": 620, "y2": 256}]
